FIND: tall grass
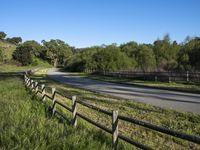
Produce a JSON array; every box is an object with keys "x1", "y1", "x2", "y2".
[
  {"x1": 0, "y1": 77, "x2": 116, "y2": 150},
  {"x1": 31, "y1": 72, "x2": 200, "y2": 149}
]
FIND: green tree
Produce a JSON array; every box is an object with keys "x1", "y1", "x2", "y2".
[
  {"x1": 92, "y1": 45, "x2": 132, "y2": 71},
  {"x1": 23, "y1": 40, "x2": 42, "y2": 57},
  {"x1": 6, "y1": 37, "x2": 22, "y2": 45},
  {"x1": 42, "y1": 39, "x2": 72, "y2": 67},
  {"x1": 0, "y1": 32, "x2": 6, "y2": 40},
  {"x1": 65, "y1": 46, "x2": 101, "y2": 71},
  {"x1": 153, "y1": 34, "x2": 179, "y2": 71},
  {"x1": 178, "y1": 37, "x2": 200, "y2": 71},
  {"x1": 135, "y1": 45, "x2": 156, "y2": 72},
  {"x1": 13, "y1": 45, "x2": 32, "y2": 65}
]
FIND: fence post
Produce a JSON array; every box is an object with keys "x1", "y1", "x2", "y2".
[
  {"x1": 31, "y1": 80, "x2": 34, "y2": 90},
  {"x1": 35, "y1": 82, "x2": 38, "y2": 93},
  {"x1": 52, "y1": 88, "x2": 56, "y2": 103},
  {"x1": 155, "y1": 72, "x2": 157, "y2": 82},
  {"x1": 168, "y1": 72, "x2": 171, "y2": 83},
  {"x1": 72, "y1": 96, "x2": 77, "y2": 127},
  {"x1": 27, "y1": 78, "x2": 30, "y2": 87},
  {"x1": 24, "y1": 74, "x2": 26, "y2": 83},
  {"x1": 187, "y1": 71, "x2": 189, "y2": 82},
  {"x1": 41, "y1": 84, "x2": 46, "y2": 101},
  {"x1": 25, "y1": 75, "x2": 28, "y2": 85},
  {"x1": 112, "y1": 110, "x2": 118, "y2": 150}
]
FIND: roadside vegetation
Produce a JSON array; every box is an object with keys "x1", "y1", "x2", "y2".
[
  {"x1": 86, "y1": 74, "x2": 200, "y2": 93},
  {"x1": 30, "y1": 69, "x2": 200, "y2": 149},
  {"x1": 0, "y1": 77, "x2": 117, "y2": 150},
  {"x1": 1, "y1": 31, "x2": 200, "y2": 74},
  {"x1": 1, "y1": 30, "x2": 200, "y2": 149}
]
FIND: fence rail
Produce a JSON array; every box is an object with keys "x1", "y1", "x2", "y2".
[
  {"x1": 24, "y1": 74, "x2": 200, "y2": 149},
  {"x1": 85, "y1": 70, "x2": 200, "y2": 83}
]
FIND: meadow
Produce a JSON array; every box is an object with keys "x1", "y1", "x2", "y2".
[{"x1": 0, "y1": 76, "x2": 117, "y2": 150}]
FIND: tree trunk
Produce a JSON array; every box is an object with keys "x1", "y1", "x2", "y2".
[{"x1": 54, "y1": 58, "x2": 58, "y2": 67}]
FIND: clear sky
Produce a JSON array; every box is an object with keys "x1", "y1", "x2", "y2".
[{"x1": 1, "y1": 0, "x2": 200, "y2": 47}]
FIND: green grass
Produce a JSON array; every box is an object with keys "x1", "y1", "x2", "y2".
[
  {"x1": 30, "y1": 70, "x2": 200, "y2": 150},
  {"x1": 0, "y1": 41, "x2": 16, "y2": 60},
  {"x1": 0, "y1": 77, "x2": 122, "y2": 150},
  {"x1": 0, "y1": 63, "x2": 52, "y2": 72}
]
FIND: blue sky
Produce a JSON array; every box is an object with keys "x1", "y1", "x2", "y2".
[{"x1": 1, "y1": 0, "x2": 200, "y2": 47}]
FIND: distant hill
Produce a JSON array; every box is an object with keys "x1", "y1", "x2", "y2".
[{"x1": 0, "y1": 40, "x2": 16, "y2": 61}]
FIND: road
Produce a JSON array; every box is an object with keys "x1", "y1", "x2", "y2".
[{"x1": 47, "y1": 69, "x2": 200, "y2": 115}]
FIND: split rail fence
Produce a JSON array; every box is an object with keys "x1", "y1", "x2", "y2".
[
  {"x1": 85, "y1": 70, "x2": 200, "y2": 83},
  {"x1": 24, "y1": 74, "x2": 200, "y2": 150}
]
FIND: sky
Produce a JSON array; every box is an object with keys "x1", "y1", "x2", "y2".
[{"x1": 0, "y1": 0, "x2": 200, "y2": 47}]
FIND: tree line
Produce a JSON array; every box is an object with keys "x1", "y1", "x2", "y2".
[
  {"x1": 0, "y1": 31, "x2": 200, "y2": 72},
  {"x1": 66, "y1": 34, "x2": 200, "y2": 72}
]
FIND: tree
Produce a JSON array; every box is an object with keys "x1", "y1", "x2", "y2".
[
  {"x1": 65, "y1": 46, "x2": 102, "y2": 71},
  {"x1": 153, "y1": 34, "x2": 179, "y2": 71},
  {"x1": 92, "y1": 45, "x2": 132, "y2": 71},
  {"x1": 135, "y1": 45, "x2": 156, "y2": 72},
  {"x1": 189, "y1": 38, "x2": 200, "y2": 70},
  {"x1": 178, "y1": 37, "x2": 200, "y2": 71},
  {"x1": 6, "y1": 37, "x2": 22, "y2": 45},
  {"x1": 120, "y1": 41, "x2": 138, "y2": 57},
  {"x1": 42, "y1": 39, "x2": 72, "y2": 67},
  {"x1": 13, "y1": 45, "x2": 32, "y2": 65},
  {"x1": 23, "y1": 40, "x2": 42, "y2": 57},
  {"x1": 0, "y1": 32, "x2": 6, "y2": 40}
]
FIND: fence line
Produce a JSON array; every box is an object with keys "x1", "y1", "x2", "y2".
[
  {"x1": 85, "y1": 70, "x2": 200, "y2": 83},
  {"x1": 24, "y1": 74, "x2": 200, "y2": 150}
]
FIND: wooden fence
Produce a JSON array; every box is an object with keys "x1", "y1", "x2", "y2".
[
  {"x1": 85, "y1": 70, "x2": 200, "y2": 83},
  {"x1": 24, "y1": 74, "x2": 200, "y2": 150}
]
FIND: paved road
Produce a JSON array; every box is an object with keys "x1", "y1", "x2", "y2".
[{"x1": 48, "y1": 70, "x2": 200, "y2": 115}]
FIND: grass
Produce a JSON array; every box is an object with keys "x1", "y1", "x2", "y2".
[
  {"x1": 70, "y1": 72, "x2": 200, "y2": 93},
  {"x1": 0, "y1": 76, "x2": 123, "y2": 150},
  {"x1": 0, "y1": 63, "x2": 52, "y2": 72},
  {"x1": 0, "y1": 41, "x2": 16, "y2": 60},
  {"x1": 30, "y1": 69, "x2": 200, "y2": 150}
]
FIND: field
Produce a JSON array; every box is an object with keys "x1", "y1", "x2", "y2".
[
  {"x1": 30, "y1": 69, "x2": 200, "y2": 149},
  {"x1": 0, "y1": 76, "x2": 117, "y2": 150}
]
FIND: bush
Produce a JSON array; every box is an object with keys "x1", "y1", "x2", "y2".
[
  {"x1": 13, "y1": 45, "x2": 33, "y2": 65},
  {"x1": 92, "y1": 45, "x2": 133, "y2": 71}
]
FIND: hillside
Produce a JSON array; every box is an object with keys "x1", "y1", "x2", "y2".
[
  {"x1": 0, "y1": 40, "x2": 16, "y2": 61},
  {"x1": 0, "y1": 77, "x2": 113, "y2": 150}
]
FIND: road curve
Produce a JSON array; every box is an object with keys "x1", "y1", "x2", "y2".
[{"x1": 47, "y1": 69, "x2": 200, "y2": 115}]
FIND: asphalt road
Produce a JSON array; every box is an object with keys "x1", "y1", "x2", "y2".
[{"x1": 47, "y1": 69, "x2": 200, "y2": 115}]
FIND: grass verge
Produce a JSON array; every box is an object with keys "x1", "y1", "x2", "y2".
[
  {"x1": 30, "y1": 69, "x2": 200, "y2": 150},
  {"x1": 0, "y1": 63, "x2": 52, "y2": 72},
  {"x1": 0, "y1": 76, "x2": 118, "y2": 150}
]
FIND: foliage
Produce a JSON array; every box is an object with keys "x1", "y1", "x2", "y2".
[
  {"x1": 42, "y1": 39, "x2": 72, "y2": 67},
  {"x1": 135, "y1": 44, "x2": 156, "y2": 72},
  {"x1": 12, "y1": 45, "x2": 33, "y2": 65},
  {"x1": 65, "y1": 45, "x2": 133, "y2": 71},
  {"x1": 177, "y1": 37, "x2": 200, "y2": 71},
  {"x1": 0, "y1": 31, "x2": 7, "y2": 40},
  {"x1": 153, "y1": 34, "x2": 180, "y2": 71},
  {"x1": 6, "y1": 37, "x2": 22, "y2": 45},
  {"x1": 1, "y1": 30, "x2": 200, "y2": 71},
  {"x1": 92, "y1": 45, "x2": 132, "y2": 71}
]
